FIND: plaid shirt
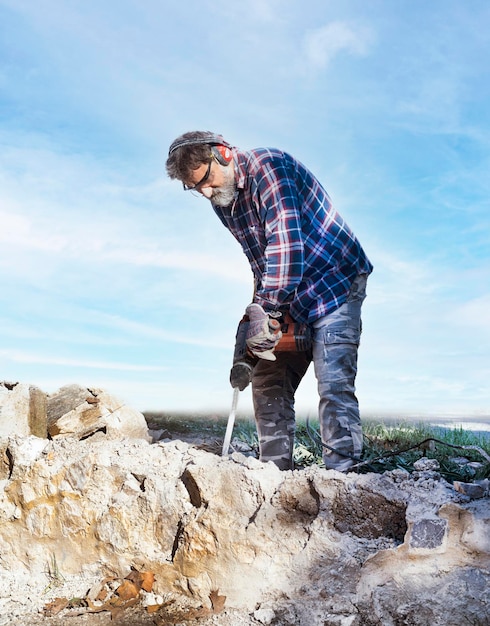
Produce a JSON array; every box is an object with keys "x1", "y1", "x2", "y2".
[{"x1": 212, "y1": 148, "x2": 373, "y2": 324}]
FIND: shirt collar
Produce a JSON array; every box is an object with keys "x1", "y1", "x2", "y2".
[{"x1": 233, "y1": 149, "x2": 248, "y2": 190}]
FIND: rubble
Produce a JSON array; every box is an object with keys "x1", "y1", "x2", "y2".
[{"x1": 0, "y1": 382, "x2": 489, "y2": 625}]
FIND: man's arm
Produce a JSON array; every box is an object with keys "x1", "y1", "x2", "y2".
[{"x1": 251, "y1": 158, "x2": 304, "y2": 312}]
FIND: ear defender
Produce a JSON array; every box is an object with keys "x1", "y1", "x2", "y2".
[
  {"x1": 212, "y1": 144, "x2": 233, "y2": 166},
  {"x1": 168, "y1": 134, "x2": 233, "y2": 162}
]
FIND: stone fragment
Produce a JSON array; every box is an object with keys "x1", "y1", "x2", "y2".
[
  {"x1": 47, "y1": 385, "x2": 149, "y2": 441},
  {"x1": 254, "y1": 606, "x2": 275, "y2": 624},
  {"x1": 453, "y1": 481, "x2": 486, "y2": 499},
  {"x1": 387, "y1": 468, "x2": 410, "y2": 482},
  {"x1": 0, "y1": 383, "x2": 30, "y2": 438},
  {"x1": 466, "y1": 462, "x2": 485, "y2": 473},
  {"x1": 413, "y1": 458, "x2": 440, "y2": 471},
  {"x1": 458, "y1": 499, "x2": 490, "y2": 555},
  {"x1": 28, "y1": 386, "x2": 47, "y2": 438},
  {"x1": 148, "y1": 428, "x2": 167, "y2": 442},
  {"x1": 449, "y1": 456, "x2": 470, "y2": 466},
  {"x1": 6, "y1": 435, "x2": 48, "y2": 473},
  {"x1": 47, "y1": 384, "x2": 90, "y2": 426},
  {"x1": 408, "y1": 517, "x2": 448, "y2": 554}
]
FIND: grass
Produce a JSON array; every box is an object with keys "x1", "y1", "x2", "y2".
[
  {"x1": 144, "y1": 412, "x2": 490, "y2": 483},
  {"x1": 43, "y1": 554, "x2": 65, "y2": 593},
  {"x1": 358, "y1": 420, "x2": 490, "y2": 480}
]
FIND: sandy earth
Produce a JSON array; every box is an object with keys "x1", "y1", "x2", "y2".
[{"x1": 1, "y1": 607, "x2": 258, "y2": 626}]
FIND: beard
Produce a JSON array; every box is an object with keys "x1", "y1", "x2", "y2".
[{"x1": 210, "y1": 167, "x2": 237, "y2": 207}]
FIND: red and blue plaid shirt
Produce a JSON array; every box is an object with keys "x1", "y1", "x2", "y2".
[{"x1": 212, "y1": 148, "x2": 373, "y2": 324}]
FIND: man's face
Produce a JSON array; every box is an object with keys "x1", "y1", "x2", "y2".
[{"x1": 185, "y1": 159, "x2": 236, "y2": 207}]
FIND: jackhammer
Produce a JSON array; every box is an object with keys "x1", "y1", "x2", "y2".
[{"x1": 222, "y1": 311, "x2": 312, "y2": 456}]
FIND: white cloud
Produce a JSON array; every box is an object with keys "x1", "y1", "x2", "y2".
[
  {"x1": 447, "y1": 294, "x2": 490, "y2": 335},
  {"x1": 0, "y1": 210, "x2": 66, "y2": 252},
  {"x1": 303, "y1": 21, "x2": 373, "y2": 70},
  {"x1": 0, "y1": 204, "x2": 249, "y2": 284},
  {"x1": 0, "y1": 349, "x2": 167, "y2": 372},
  {"x1": 86, "y1": 312, "x2": 233, "y2": 350},
  {"x1": 0, "y1": 132, "x2": 250, "y2": 284}
]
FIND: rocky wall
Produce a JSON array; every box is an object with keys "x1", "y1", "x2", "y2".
[
  {"x1": 0, "y1": 382, "x2": 489, "y2": 625},
  {"x1": 0, "y1": 434, "x2": 489, "y2": 625}
]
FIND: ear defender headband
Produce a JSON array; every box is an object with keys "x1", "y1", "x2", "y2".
[{"x1": 168, "y1": 134, "x2": 233, "y2": 166}]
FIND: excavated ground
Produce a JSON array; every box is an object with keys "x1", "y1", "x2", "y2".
[
  {"x1": 1, "y1": 412, "x2": 488, "y2": 626},
  {"x1": 2, "y1": 415, "x2": 259, "y2": 626}
]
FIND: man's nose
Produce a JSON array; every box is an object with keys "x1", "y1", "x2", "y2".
[{"x1": 200, "y1": 186, "x2": 213, "y2": 198}]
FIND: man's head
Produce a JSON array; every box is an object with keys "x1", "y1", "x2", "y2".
[{"x1": 166, "y1": 131, "x2": 236, "y2": 207}]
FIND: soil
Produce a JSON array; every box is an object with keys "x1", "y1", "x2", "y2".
[{"x1": 4, "y1": 606, "x2": 258, "y2": 626}]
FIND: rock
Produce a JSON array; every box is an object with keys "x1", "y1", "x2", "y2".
[
  {"x1": 148, "y1": 427, "x2": 167, "y2": 442},
  {"x1": 0, "y1": 434, "x2": 488, "y2": 625},
  {"x1": 28, "y1": 385, "x2": 47, "y2": 438},
  {"x1": 449, "y1": 456, "x2": 470, "y2": 466},
  {"x1": 0, "y1": 382, "x2": 47, "y2": 438},
  {"x1": 46, "y1": 384, "x2": 90, "y2": 425},
  {"x1": 253, "y1": 606, "x2": 275, "y2": 624},
  {"x1": 467, "y1": 461, "x2": 485, "y2": 473},
  {"x1": 386, "y1": 468, "x2": 410, "y2": 482},
  {"x1": 230, "y1": 437, "x2": 254, "y2": 453},
  {"x1": 407, "y1": 517, "x2": 448, "y2": 554},
  {"x1": 47, "y1": 385, "x2": 150, "y2": 441},
  {"x1": 413, "y1": 457, "x2": 440, "y2": 471},
  {"x1": 453, "y1": 480, "x2": 487, "y2": 499}
]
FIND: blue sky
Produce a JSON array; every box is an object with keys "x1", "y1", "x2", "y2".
[{"x1": 0, "y1": 0, "x2": 489, "y2": 419}]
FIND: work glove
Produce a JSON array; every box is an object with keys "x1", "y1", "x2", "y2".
[
  {"x1": 230, "y1": 360, "x2": 254, "y2": 391},
  {"x1": 245, "y1": 303, "x2": 282, "y2": 361}
]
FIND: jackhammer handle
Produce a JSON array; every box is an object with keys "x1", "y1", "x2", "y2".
[{"x1": 268, "y1": 318, "x2": 281, "y2": 332}]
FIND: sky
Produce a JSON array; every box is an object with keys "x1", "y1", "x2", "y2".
[{"x1": 0, "y1": 0, "x2": 489, "y2": 420}]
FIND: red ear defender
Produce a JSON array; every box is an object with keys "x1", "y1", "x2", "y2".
[{"x1": 212, "y1": 144, "x2": 233, "y2": 166}]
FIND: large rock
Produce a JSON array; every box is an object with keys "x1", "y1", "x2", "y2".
[
  {"x1": 46, "y1": 384, "x2": 150, "y2": 441},
  {"x1": 0, "y1": 382, "x2": 47, "y2": 439},
  {"x1": 0, "y1": 432, "x2": 488, "y2": 625},
  {"x1": 0, "y1": 382, "x2": 150, "y2": 443}
]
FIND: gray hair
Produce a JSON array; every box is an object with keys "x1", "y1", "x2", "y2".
[{"x1": 166, "y1": 130, "x2": 229, "y2": 181}]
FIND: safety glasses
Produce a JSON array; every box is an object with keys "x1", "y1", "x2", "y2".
[{"x1": 182, "y1": 159, "x2": 213, "y2": 192}]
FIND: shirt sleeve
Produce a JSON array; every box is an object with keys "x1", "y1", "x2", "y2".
[{"x1": 251, "y1": 157, "x2": 304, "y2": 311}]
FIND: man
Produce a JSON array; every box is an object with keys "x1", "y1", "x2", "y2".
[{"x1": 166, "y1": 131, "x2": 373, "y2": 472}]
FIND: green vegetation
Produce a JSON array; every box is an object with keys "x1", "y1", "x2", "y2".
[
  {"x1": 355, "y1": 420, "x2": 490, "y2": 481},
  {"x1": 232, "y1": 417, "x2": 490, "y2": 481},
  {"x1": 144, "y1": 412, "x2": 490, "y2": 483}
]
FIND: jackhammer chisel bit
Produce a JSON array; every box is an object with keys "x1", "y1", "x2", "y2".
[{"x1": 222, "y1": 386, "x2": 240, "y2": 457}]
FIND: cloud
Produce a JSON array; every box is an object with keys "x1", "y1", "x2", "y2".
[
  {"x1": 85, "y1": 312, "x2": 234, "y2": 350},
  {"x1": 0, "y1": 204, "x2": 249, "y2": 284},
  {"x1": 0, "y1": 131, "x2": 250, "y2": 284},
  {"x1": 0, "y1": 349, "x2": 167, "y2": 371},
  {"x1": 303, "y1": 20, "x2": 373, "y2": 71},
  {"x1": 447, "y1": 294, "x2": 490, "y2": 336},
  {"x1": 0, "y1": 210, "x2": 66, "y2": 253}
]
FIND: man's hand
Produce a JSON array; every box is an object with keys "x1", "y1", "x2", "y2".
[
  {"x1": 245, "y1": 303, "x2": 282, "y2": 361},
  {"x1": 229, "y1": 361, "x2": 254, "y2": 391}
]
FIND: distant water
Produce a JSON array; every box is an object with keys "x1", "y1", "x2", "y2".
[
  {"x1": 364, "y1": 414, "x2": 490, "y2": 439},
  {"x1": 429, "y1": 417, "x2": 490, "y2": 439}
]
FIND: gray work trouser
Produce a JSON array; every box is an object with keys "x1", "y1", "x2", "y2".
[{"x1": 251, "y1": 274, "x2": 367, "y2": 471}]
